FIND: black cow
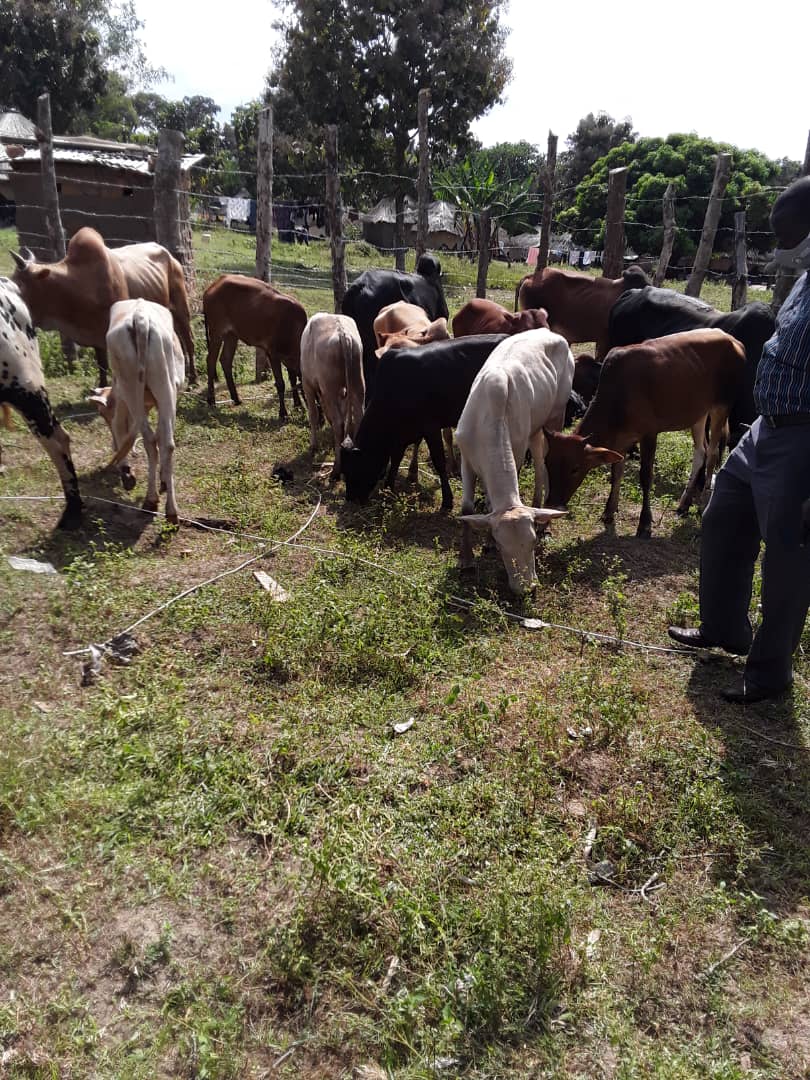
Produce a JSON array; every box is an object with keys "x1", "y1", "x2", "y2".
[
  {"x1": 609, "y1": 286, "x2": 775, "y2": 445},
  {"x1": 341, "y1": 254, "x2": 449, "y2": 396},
  {"x1": 341, "y1": 334, "x2": 508, "y2": 510}
]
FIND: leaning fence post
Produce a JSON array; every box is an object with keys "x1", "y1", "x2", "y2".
[
  {"x1": 476, "y1": 209, "x2": 492, "y2": 298},
  {"x1": 536, "y1": 131, "x2": 558, "y2": 272},
  {"x1": 685, "y1": 152, "x2": 732, "y2": 298},
  {"x1": 254, "y1": 105, "x2": 274, "y2": 379},
  {"x1": 771, "y1": 128, "x2": 810, "y2": 313},
  {"x1": 154, "y1": 130, "x2": 189, "y2": 270},
  {"x1": 731, "y1": 211, "x2": 748, "y2": 310},
  {"x1": 36, "y1": 92, "x2": 77, "y2": 371},
  {"x1": 415, "y1": 89, "x2": 431, "y2": 260},
  {"x1": 325, "y1": 125, "x2": 347, "y2": 312},
  {"x1": 602, "y1": 167, "x2": 628, "y2": 278},
  {"x1": 654, "y1": 182, "x2": 677, "y2": 286}
]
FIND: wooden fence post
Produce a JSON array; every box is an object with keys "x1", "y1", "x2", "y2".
[
  {"x1": 154, "y1": 129, "x2": 190, "y2": 271},
  {"x1": 325, "y1": 125, "x2": 347, "y2": 312},
  {"x1": 602, "y1": 167, "x2": 628, "y2": 278},
  {"x1": 415, "y1": 89, "x2": 431, "y2": 260},
  {"x1": 731, "y1": 211, "x2": 748, "y2": 310},
  {"x1": 654, "y1": 182, "x2": 677, "y2": 286},
  {"x1": 685, "y1": 152, "x2": 732, "y2": 298},
  {"x1": 771, "y1": 128, "x2": 810, "y2": 313},
  {"x1": 476, "y1": 209, "x2": 492, "y2": 298},
  {"x1": 537, "y1": 131, "x2": 557, "y2": 272},
  {"x1": 254, "y1": 105, "x2": 273, "y2": 379},
  {"x1": 36, "y1": 92, "x2": 77, "y2": 371}
]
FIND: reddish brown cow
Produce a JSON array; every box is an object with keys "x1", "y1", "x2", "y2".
[
  {"x1": 203, "y1": 275, "x2": 307, "y2": 419},
  {"x1": 452, "y1": 298, "x2": 548, "y2": 338},
  {"x1": 515, "y1": 265, "x2": 649, "y2": 359},
  {"x1": 544, "y1": 329, "x2": 746, "y2": 538}
]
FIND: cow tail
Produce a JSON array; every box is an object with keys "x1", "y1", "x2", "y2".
[
  {"x1": 339, "y1": 322, "x2": 364, "y2": 434},
  {"x1": 514, "y1": 278, "x2": 523, "y2": 312},
  {"x1": 110, "y1": 307, "x2": 149, "y2": 467}
]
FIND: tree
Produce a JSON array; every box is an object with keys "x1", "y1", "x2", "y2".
[
  {"x1": 435, "y1": 154, "x2": 534, "y2": 295},
  {"x1": 557, "y1": 112, "x2": 636, "y2": 206},
  {"x1": 560, "y1": 134, "x2": 800, "y2": 262},
  {"x1": 270, "y1": 0, "x2": 512, "y2": 265},
  {"x1": 0, "y1": 0, "x2": 162, "y2": 134}
]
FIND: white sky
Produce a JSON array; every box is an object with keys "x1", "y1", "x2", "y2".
[{"x1": 135, "y1": 0, "x2": 809, "y2": 162}]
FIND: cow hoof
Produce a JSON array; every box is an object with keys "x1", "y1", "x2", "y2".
[
  {"x1": 142, "y1": 498, "x2": 159, "y2": 514},
  {"x1": 122, "y1": 472, "x2": 137, "y2": 492},
  {"x1": 636, "y1": 526, "x2": 652, "y2": 540},
  {"x1": 57, "y1": 503, "x2": 83, "y2": 530},
  {"x1": 459, "y1": 560, "x2": 476, "y2": 573},
  {"x1": 165, "y1": 513, "x2": 179, "y2": 526},
  {"x1": 159, "y1": 481, "x2": 167, "y2": 494}
]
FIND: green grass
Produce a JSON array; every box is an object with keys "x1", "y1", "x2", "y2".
[{"x1": 0, "y1": 226, "x2": 806, "y2": 1079}]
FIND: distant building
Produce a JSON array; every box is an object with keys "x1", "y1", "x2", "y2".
[
  {"x1": 361, "y1": 197, "x2": 464, "y2": 252},
  {"x1": 5, "y1": 131, "x2": 204, "y2": 257},
  {"x1": 0, "y1": 110, "x2": 36, "y2": 222}
]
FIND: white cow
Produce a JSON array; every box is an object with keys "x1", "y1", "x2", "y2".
[
  {"x1": 0, "y1": 277, "x2": 82, "y2": 529},
  {"x1": 455, "y1": 328, "x2": 573, "y2": 594},
  {"x1": 300, "y1": 313, "x2": 365, "y2": 481},
  {"x1": 103, "y1": 299, "x2": 185, "y2": 523}
]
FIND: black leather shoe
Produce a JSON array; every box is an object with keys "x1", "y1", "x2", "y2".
[
  {"x1": 667, "y1": 626, "x2": 747, "y2": 656},
  {"x1": 720, "y1": 681, "x2": 791, "y2": 705}
]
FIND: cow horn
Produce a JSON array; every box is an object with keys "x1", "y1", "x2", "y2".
[
  {"x1": 22, "y1": 246, "x2": 35, "y2": 262},
  {"x1": 10, "y1": 250, "x2": 27, "y2": 269}
]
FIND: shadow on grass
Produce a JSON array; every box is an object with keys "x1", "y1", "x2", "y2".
[{"x1": 685, "y1": 658, "x2": 810, "y2": 911}]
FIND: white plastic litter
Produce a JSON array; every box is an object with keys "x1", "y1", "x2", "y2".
[
  {"x1": 7, "y1": 556, "x2": 57, "y2": 574},
  {"x1": 253, "y1": 570, "x2": 289, "y2": 601},
  {"x1": 392, "y1": 717, "x2": 415, "y2": 735}
]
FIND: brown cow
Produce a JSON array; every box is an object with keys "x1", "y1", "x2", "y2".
[
  {"x1": 544, "y1": 329, "x2": 746, "y2": 538},
  {"x1": 452, "y1": 298, "x2": 548, "y2": 338},
  {"x1": 373, "y1": 301, "x2": 449, "y2": 357},
  {"x1": 514, "y1": 265, "x2": 649, "y2": 359},
  {"x1": 202, "y1": 275, "x2": 307, "y2": 419},
  {"x1": 10, "y1": 228, "x2": 196, "y2": 384}
]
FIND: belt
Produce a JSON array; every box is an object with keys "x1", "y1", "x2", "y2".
[{"x1": 761, "y1": 413, "x2": 810, "y2": 428}]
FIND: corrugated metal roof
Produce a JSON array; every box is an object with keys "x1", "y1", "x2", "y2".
[
  {"x1": 9, "y1": 147, "x2": 206, "y2": 175},
  {"x1": 0, "y1": 111, "x2": 36, "y2": 140}
]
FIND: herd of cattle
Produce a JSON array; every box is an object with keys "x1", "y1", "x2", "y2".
[{"x1": 0, "y1": 226, "x2": 776, "y2": 594}]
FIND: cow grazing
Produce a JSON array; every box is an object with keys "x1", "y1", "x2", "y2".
[
  {"x1": 202, "y1": 275, "x2": 307, "y2": 419},
  {"x1": 103, "y1": 299, "x2": 185, "y2": 523},
  {"x1": 544, "y1": 329, "x2": 746, "y2": 538},
  {"x1": 572, "y1": 353, "x2": 601, "y2": 405},
  {"x1": 514, "y1": 265, "x2": 649, "y2": 359},
  {"x1": 0, "y1": 278, "x2": 82, "y2": 528},
  {"x1": 373, "y1": 301, "x2": 449, "y2": 357},
  {"x1": 608, "y1": 285, "x2": 775, "y2": 446},
  {"x1": 341, "y1": 254, "x2": 449, "y2": 394},
  {"x1": 341, "y1": 334, "x2": 508, "y2": 510},
  {"x1": 300, "y1": 313, "x2": 365, "y2": 481},
  {"x1": 10, "y1": 228, "x2": 196, "y2": 384},
  {"x1": 452, "y1": 298, "x2": 549, "y2": 338},
  {"x1": 455, "y1": 329, "x2": 573, "y2": 593}
]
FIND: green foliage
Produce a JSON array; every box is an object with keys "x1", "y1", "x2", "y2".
[
  {"x1": 561, "y1": 133, "x2": 801, "y2": 259},
  {"x1": 435, "y1": 153, "x2": 536, "y2": 249},
  {"x1": 557, "y1": 111, "x2": 637, "y2": 206}
]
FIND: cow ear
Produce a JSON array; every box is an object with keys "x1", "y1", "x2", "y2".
[
  {"x1": 341, "y1": 436, "x2": 355, "y2": 451},
  {"x1": 530, "y1": 507, "x2": 567, "y2": 524},
  {"x1": 459, "y1": 512, "x2": 492, "y2": 533},
  {"x1": 585, "y1": 446, "x2": 623, "y2": 466}
]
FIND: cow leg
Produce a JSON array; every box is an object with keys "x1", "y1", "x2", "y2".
[
  {"x1": 141, "y1": 421, "x2": 160, "y2": 515},
  {"x1": 602, "y1": 458, "x2": 626, "y2": 527},
  {"x1": 443, "y1": 428, "x2": 458, "y2": 477},
  {"x1": 322, "y1": 396, "x2": 345, "y2": 483},
  {"x1": 636, "y1": 433, "x2": 658, "y2": 538},
  {"x1": 178, "y1": 317, "x2": 197, "y2": 385},
  {"x1": 156, "y1": 411, "x2": 179, "y2": 524},
  {"x1": 220, "y1": 335, "x2": 241, "y2": 406},
  {"x1": 206, "y1": 334, "x2": 223, "y2": 406},
  {"x1": 289, "y1": 369, "x2": 303, "y2": 411},
  {"x1": 303, "y1": 381, "x2": 321, "y2": 455},
  {"x1": 459, "y1": 456, "x2": 477, "y2": 570},
  {"x1": 700, "y1": 407, "x2": 729, "y2": 511},
  {"x1": 268, "y1": 356, "x2": 288, "y2": 421},
  {"x1": 95, "y1": 346, "x2": 109, "y2": 387},
  {"x1": 424, "y1": 426, "x2": 454, "y2": 511},
  {"x1": 677, "y1": 418, "x2": 708, "y2": 516},
  {"x1": 529, "y1": 430, "x2": 549, "y2": 507},
  {"x1": 385, "y1": 441, "x2": 409, "y2": 491},
  {"x1": 407, "y1": 440, "x2": 421, "y2": 481}
]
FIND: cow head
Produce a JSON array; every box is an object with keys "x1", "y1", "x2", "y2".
[
  {"x1": 543, "y1": 430, "x2": 623, "y2": 509},
  {"x1": 416, "y1": 253, "x2": 442, "y2": 281},
  {"x1": 86, "y1": 385, "x2": 137, "y2": 490},
  {"x1": 461, "y1": 505, "x2": 567, "y2": 594},
  {"x1": 374, "y1": 317, "x2": 449, "y2": 358},
  {"x1": 340, "y1": 437, "x2": 387, "y2": 503}
]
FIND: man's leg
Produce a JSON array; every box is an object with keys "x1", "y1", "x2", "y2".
[
  {"x1": 698, "y1": 468, "x2": 760, "y2": 656},
  {"x1": 744, "y1": 427, "x2": 810, "y2": 692}
]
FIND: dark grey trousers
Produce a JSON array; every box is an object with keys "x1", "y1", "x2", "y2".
[{"x1": 699, "y1": 417, "x2": 810, "y2": 691}]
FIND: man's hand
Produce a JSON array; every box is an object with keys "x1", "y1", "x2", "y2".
[{"x1": 802, "y1": 497, "x2": 810, "y2": 546}]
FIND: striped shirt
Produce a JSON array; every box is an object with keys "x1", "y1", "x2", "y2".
[{"x1": 754, "y1": 272, "x2": 810, "y2": 415}]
